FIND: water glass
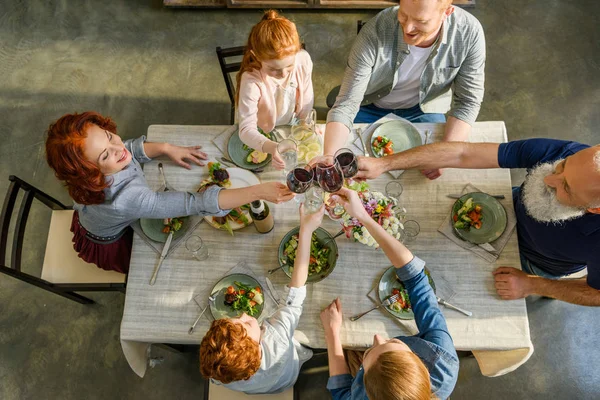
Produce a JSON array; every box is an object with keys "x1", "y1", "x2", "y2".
[
  {"x1": 277, "y1": 138, "x2": 298, "y2": 174},
  {"x1": 401, "y1": 220, "x2": 420, "y2": 244},
  {"x1": 185, "y1": 235, "x2": 209, "y2": 261},
  {"x1": 304, "y1": 185, "x2": 324, "y2": 214},
  {"x1": 385, "y1": 181, "x2": 404, "y2": 200}
]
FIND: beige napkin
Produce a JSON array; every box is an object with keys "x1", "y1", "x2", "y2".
[
  {"x1": 351, "y1": 113, "x2": 428, "y2": 178},
  {"x1": 192, "y1": 260, "x2": 278, "y2": 324},
  {"x1": 437, "y1": 183, "x2": 517, "y2": 263},
  {"x1": 211, "y1": 125, "x2": 239, "y2": 158},
  {"x1": 130, "y1": 216, "x2": 204, "y2": 257}
]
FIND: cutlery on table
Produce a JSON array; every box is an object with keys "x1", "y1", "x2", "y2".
[
  {"x1": 158, "y1": 163, "x2": 171, "y2": 191},
  {"x1": 189, "y1": 291, "x2": 218, "y2": 334},
  {"x1": 437, "y1": 296, "x2": 472, "y2": 317},
  {"x1": 267, "y1": 264, "x2": 286, "y2": 275},
  {"x1": 265, "y1": 277, "x2": 282, "y2": 305},
  {"x1": 350, "y1": 294, "x2": 399, "y2": 321},
  {"x1": 447, "y1": 194, "x2": 505, "y2": 200},
  {"x1": 424, "y1": 130, "x2": 432, "y2": 145},
  {"x1": 149, "y1": 231, "x2": 174, "y2": 285},
  {"x1": 322, "y1": 229, "x2": 345, "y2": 246},
  {"x1": 357, "y1": 128, "x2": 369, "y2": 157}
]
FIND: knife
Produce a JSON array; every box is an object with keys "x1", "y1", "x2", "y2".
[
  {"x1": 437, "y1": 297, "x2": 472, "y2": 317},
  {"x1": 265, "y1": 277, "x2": 282, "y2": 305},
  {"x1": 357, "y1": 128, "x2": 369, "y2": 157},
  {"x1": 149, "y1": 231, "x2": 174, "y2": 285},
  {"x1": 447, "y1": 194, "x2": 505, "y2": 200}
]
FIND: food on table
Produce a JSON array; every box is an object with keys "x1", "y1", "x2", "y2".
[
  {"x1": 372, "y1": 135, "x2": 394, "y2": 157},
  {"x1": 162, "y1": 217, "x2": 184, "y2": 233},
  {"x1": 281, "y1": 233, "x2": 331, "y2": 276},
  {"x1": 453, "y1": 197, "x2": 484, "y2": 230},
  {"x1": 199, "y1": 162, "x2": 231, "y2": 190},
  {"x1": 223, "y1": 281, "x2": 264, "y2": 317},
  {"x1": 388, "y1": 287, "x2": 411, "y2": 312},
  {"x1": 246, "y1": 150, "x2": 269, "y2": 164},
  {"x1": 211, "y1": 206, "x2": 251, "y2": 235}
]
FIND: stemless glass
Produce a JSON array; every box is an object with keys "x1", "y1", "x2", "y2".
[
  {"x1": 277, "y1": 138, "x2": 298, "y2": 174},
  {"x1": 314, "y1": 155, "x2": 344, "y2": 193},
  {"x1": 185, "y1": 235, "x2": 209, "y2": 261},
  {"x1": 334, "y1": 148, "x2": 359, "y2": 179},
  {"x1": 401, "y1": 220, "x2": 420, "y2": 245},
  {"x1": 385, "y1": 181, "x2": 404, "y2": 200},
  {"x1": 304, "y1": 185, "x2": 324, "y2": 214}
]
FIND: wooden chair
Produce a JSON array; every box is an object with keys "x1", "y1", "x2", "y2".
[
  {"x1": 326, "y1": 20, "x2": 366, "y2": 109},
  {"x1": 216, "y1": 43, "x2": 307, "y2": 125},
  {"x1": 0, "y1": 175, "x2": 126, "y2": 305},
  {"x1": 204, "y1": 380, "x2": 295, "y2": 400}
]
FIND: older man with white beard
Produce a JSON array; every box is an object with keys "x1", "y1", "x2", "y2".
[{"x1": 355, "y1": 139, "x2": 600, "y2": 306}]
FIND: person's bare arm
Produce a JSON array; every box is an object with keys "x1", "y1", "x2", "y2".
[
  {"x1": 323, "y1": 122, "x2": 351, "y2": 156},
  {"x1": 356, "y1": 141, "x2": 501, "y2": 180},
  {"x1": 217, "y1": 182, "x2": 294, "y2": 209},
  {"x1": 442, "y1": 116, "x2": 472, "y2": 142}
]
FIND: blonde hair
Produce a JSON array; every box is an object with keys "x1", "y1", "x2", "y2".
[
  {"x1": 363, "y1": 350, "x2": 432, "y2": 400},
  {"x1": 235, "y1": 10, "x2": 301, "y2": 105}
]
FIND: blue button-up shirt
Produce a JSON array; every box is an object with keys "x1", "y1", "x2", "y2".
[
  {"x1": 326, "y1": 257, "x2": 459, "y2": 400},
  {"x1": 74, "y1": 136, "x2": 227, "y2": 238}
]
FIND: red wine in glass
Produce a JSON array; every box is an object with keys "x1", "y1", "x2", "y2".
[
  {"x1": 287, "y1": 167, "x2": 313, "y2": 194},
  {"x1": 335, "y1": 150, "x2": 358, "y2": 179},
  {"x1": 316, "y1": 162, "x2": 344, "y2": 193}
]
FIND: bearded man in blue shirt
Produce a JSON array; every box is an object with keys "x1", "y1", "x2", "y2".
[{"x1": 356, "y1": 138, "x2": 600, "y2": 306}]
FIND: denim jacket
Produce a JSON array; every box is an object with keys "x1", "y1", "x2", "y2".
[{"x1": 327, "y1": 257, "x2": 459, "y2": 400}]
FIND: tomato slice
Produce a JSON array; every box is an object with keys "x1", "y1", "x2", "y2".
[
  {"x1": 226, "y1": 286, "x2": 235, "y2": 294},
  {"x1": 254, "y1": 286, "x2": 261, "y2": 293}
]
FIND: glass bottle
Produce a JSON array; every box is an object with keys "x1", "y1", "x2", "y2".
[{"x1": 250, "y1": 200, "x2": 274, "y2": 234}]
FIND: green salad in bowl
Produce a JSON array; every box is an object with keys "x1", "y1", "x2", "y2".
[{"x1": 278, "y1": 227, "x2": 339, "y2": 283}]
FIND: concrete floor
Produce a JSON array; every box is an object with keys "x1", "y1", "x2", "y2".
[{"x1": 0, "y1": 0, "x2": 599, "y2": 399}]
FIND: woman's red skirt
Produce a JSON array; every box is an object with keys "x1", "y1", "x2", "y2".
[{"x1": 70, "y1": 211, "x2": 133, "y2": 274}]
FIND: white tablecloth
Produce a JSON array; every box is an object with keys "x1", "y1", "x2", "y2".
[{"x1": 120, "y1": 122, "x2": 533, "y2": 378}]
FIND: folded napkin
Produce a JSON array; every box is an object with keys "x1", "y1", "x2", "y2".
[
  {"x1": 364, "y1": 271, "x2": 456, "y2": 335},
  {"x1": 351, "y1": 113, "x2": 428, "y2": 179},
  {"x1": 437, "y1": 183, "x2": 517, "y2": 263},
  {"x1": 192, "y1": 260, "x2": 278, "y2": 324},
  {"x1": 130, "y1": 215, "x2": 204, "y2": 257},
  {"x1": 211, "y1": 125, "x2": 239, "y2": 158}
]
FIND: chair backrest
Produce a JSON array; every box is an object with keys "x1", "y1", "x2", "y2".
[
  {"x1": 357, "y1": 20, "x2": 365, "y2": 34},
  {"x1": 0, "y1": 175, "x2": 69, "y2": 271}
]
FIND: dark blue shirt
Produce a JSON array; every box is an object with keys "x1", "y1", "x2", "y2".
[
  {"x1": 497, "y1": 139, "x2": 600, "y2": 289},
  {"x1": 326, "y1": 257, "x2": 459, "y2": 400}
]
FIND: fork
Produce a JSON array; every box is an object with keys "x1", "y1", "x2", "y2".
[
  {"x1": 188, "y1": 291, "x2": 218, "y2": 334},
  {"x1": 350, "y1": 294, "x2": 400, "y2": 321}
]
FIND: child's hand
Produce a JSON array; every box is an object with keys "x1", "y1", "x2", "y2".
[
  {"x1": 299, "y1": 203, "x2": 324, "y2": 234},
  {"x1": 320, "y1": 298, "x2": 343, "y2": 339},
  {"x1": 166, "y1": 145, "x2": 208, "y2": 169},
  {"x1": 263, "y1": 141, "x2": 285, "y2": 170},
  {"x1": 331, "y1": 187, "x2": 368, "y2": 220},
  {"x1": 258, "y1": 182, "x2": 295, "y2": 204}
]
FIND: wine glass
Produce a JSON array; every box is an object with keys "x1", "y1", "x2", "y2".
[
  {"x1": 286, "y1": 164, "x2": 313, "y2": 203},
  {"x1": 334, "y1": 148, "x2": 358, "y2": 179},
  {"x1": 314, "y1": 155, "x2": 344, "y2": 193},
  {"x1": 277, "y1": 138, "x2": 298, "y2": 175}
]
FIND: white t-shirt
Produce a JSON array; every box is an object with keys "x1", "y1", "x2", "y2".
[{"x1": 374, "y1": 44, "x2": 434, "y2": 110}]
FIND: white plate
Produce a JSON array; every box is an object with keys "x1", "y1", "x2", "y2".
[{"x1": 204, "y1": 168, "x2": 261, "y2": 230}]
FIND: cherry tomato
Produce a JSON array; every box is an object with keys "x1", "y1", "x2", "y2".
[
  {"x1": 254, "y1": 286, "x2": 261, "y2": 293},
  {"x1": 453, "y1": 214, "x2": 458, "y2": 222},
  {"x1": 239, "y1": 289, "x2": 246, "y2": 295},
  {"x1": 309, "y1": 256, "x2": 317, "y2": 264},
  {"x1": 392, "y1": 288, "x2": 400, "y2": 296},
  {"x1": 162, "y1": 226, "x2": 170, "y2": 233},
  {"x1": 249, "y1": 300, "x2": 257, "y2": 307},
  {"x1": 226, "y1": 286, "x2": 235, "y2": 294},
  {"x1": 247, "y1": 291, "x2": 255, "y2": 299}
]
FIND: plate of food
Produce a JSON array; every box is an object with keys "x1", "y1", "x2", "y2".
[
  {"x1": 140, "y1": 216, "x2": 189, "y2": 242},
  {"x1": 451, "y1": 192, "x2": 507, "y2": 244},
  {"x1": 209, "y1": 273, "x2": 265, "y2": 320},
  {"x1": 227, "y1": 127, "x2": 272, "y2": 170},
  {"x1": 370, "y1": 119, "x2": 422, "y2": 158},
  {"x1": 278, "y1": 227, "x2": 339, "y2": 283},
  {"x1": 378, "y1": 266, "x2": 436, "y2": 320},
  {"x1": 198, "y1": 162, "x2": 260, "y2": 234}
]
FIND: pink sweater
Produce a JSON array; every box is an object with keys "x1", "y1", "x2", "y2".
[{"x1": 237, "y1": 50, "x2": 314, "y2": 151}]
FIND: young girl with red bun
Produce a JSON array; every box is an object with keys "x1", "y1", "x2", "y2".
[
  {"x1": 236, "y1": 10, "x2": 314, "y2": 170},
  {"x1": 45, "y1": 111, "x2": 294, "y2": 274}
]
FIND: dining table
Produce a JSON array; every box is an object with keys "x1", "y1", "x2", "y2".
[{"x1": 120, "y1": 120, "x2": 533, "y2": 379}]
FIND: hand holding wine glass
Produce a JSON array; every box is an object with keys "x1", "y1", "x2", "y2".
[{"x1": 313, "y1": 155, "x2": 344, "y2": 193}]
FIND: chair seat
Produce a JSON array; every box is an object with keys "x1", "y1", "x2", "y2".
[
  {"x1": 41, "y1": 210, "x2": 126, "y2": 284},
  {"x1": 208, "y1": 382, "x2": 293, "y2": 400}
]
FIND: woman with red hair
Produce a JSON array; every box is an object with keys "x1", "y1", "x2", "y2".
[
  {"x1": 236, "y1": 10, "x2": 314, "y2": 169},
  {"x1": 45, "y1": 111, "x2": 293, "y2": 273}
]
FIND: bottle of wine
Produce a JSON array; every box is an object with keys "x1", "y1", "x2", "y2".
[{"x1": 250, "y1": 200, "x2": 274, "y2": 234}]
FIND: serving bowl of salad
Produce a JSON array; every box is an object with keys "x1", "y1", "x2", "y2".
[{"x1": 278, "y1": 227, "x2": 339, "y2": 283}]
